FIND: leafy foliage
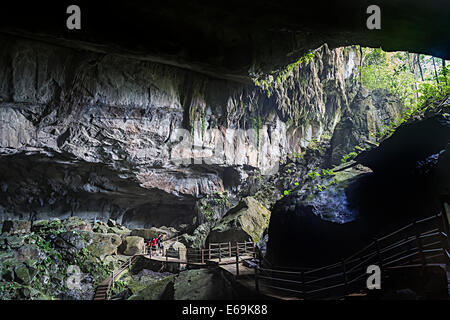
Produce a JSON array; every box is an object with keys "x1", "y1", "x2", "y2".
[
  {"x1": 340, "y1": 151, "x2": 358, "y2": 164},
  {"x1": 253, "y1": 51, "x2": 316, "y2": 97},
  {"x1": 360, "y1": 48, "x2": 450, "y2": 141}
]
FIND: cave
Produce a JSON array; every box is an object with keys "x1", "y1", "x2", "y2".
[{"x1": 0, "y1": 2, "x2": 449, "y2": 302}]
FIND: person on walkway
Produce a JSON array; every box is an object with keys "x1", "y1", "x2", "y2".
[
  {"x1": 152, "y1": 237, "x2": 158, "y2": 256},
  {"x1": 157, "y1": 234, "x2": 164, "y2": 255},
  {"x1": 146, "y1": 239, "x2": 152, "y2": 256}
]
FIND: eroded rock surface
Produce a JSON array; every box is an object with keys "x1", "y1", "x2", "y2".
[
  {"x1": 207, "y1": 197, "x2": 270, "y2": 244},
  {"x1": 0, "y1": 35, "x2": 404, "y2": 230}
]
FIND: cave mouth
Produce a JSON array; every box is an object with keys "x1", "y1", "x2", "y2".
[{"x1": 0, "y1": 3, "x2": 449, "y2": 301}]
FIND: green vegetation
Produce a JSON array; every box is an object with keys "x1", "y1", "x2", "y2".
[
  {"x1": 307, "y1": 139, "x2": 326, "y2": 154},
  {"x1": 340, "y1": 151, "x2": 358, "y2": 164},
  {"x1": 198, "y1": 191, "x2": 231, "y2": 221},
  {"x1": 359, "y1": 48, "x2": 450, "y2": 141},
  {"x1": 201, "y1": 110, "x2": 207, "y2": 138},
  {"x1": 111, "y1": 279, "x2": 129, "y2": 297},
  {"x1": 251, "y1": 116, "x2": 263, "y2": 148},
  {"x1": 253, "y1": 51, "x2": 316, "y2": 97},
  {"x1": 291, "y1": 152, "x2": 304, "y2": 160},
  {"x1": 0, "y1": 218, "x2": 119, "y2": 300}
]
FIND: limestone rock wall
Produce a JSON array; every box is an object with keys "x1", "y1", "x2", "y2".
[{"x1": 0, "y1": 34, "x2": 403, "y2": 228}]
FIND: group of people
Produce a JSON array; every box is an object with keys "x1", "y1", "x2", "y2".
[{"x1": 147, "y1": 234, "x2": 164, "y2": 256}]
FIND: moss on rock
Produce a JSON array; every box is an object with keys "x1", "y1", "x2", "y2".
[{"x1": 207, "y1": 197, "x2": 270, "y2": 243}]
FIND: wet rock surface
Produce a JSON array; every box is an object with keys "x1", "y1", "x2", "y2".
[
  {"x1": 207, "y1": 197, "x2": 270, "y2": 244},
  {"x1": 128, "y1": 268, "x2": 234, "y2": 300},
  {"x1": 0, "y1": 36, "x2": 404, "y2": 230},
  {"x1": 119, "y1": 236, "x2": 144, "y2": 256},
  {"x1": 355, "y1": 113, "x2": 450, "y2": 173},
  {"x1": 0, "y1": 217, "x2": 127, "y2": 300}
]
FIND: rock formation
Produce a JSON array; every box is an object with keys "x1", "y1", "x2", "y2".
[{"x1": 0, "y1": 34, "x2": 405, "y2": 231}]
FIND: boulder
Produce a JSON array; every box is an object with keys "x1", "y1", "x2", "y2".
[
  {"x1": 14, "y1": 265, "x2": 32, "y2": 284},
  {"x1": 129, "y1": 269, "x2": 234, "y2": 300},
  {"x1": 130, "y1": 227, "x2": 174, "y2": 240},
  {"x1": 80, "y1": 231, "x2": 122, "y2": 261},
  {"x1": 2, "y1": 220, "x2": 31, "y2": 234},
  {"x1": 55, "y1": 231, "x2": 86, "y2": 251},
  {"x1": 166, "y1": 241, "x2": 187, "y2": 262},
  {"x1": 179, "y1": 222, "x2": 212, "y2": 249},
  {"x1": 63, "y1": 217, "x2": 92, "y2": 232},
  {"x1": 173, "y1": 269, "x2": 233, "y2": 300},
  {"x1": 92, "y1": 221, "x2": 109, "y2": 234},
  {"x1": 0, "y1": 251, "x2": 22, "y2": 280},
  {"x1": 354, "y1": 114, "x2": 450, "y2": 174},
  {"x1": 15, "y1": 244, "x2": 46, "y2": 267},
  {"x1": 103, "y1": 255, "x2": 124, "y2": 270},
  {"x1": 5, "y1": 235, "x2": 25, "y2": 249},
  {"x1": 129, "y1": 275, "x2": 176, "y2": 300},
  {"x1": 119, "y1": 236, "x2": 145, "y2": 256},
  {"x1": 108, "y1": 226, "x2": 131, "y2": 236},
  {"x1": 21, "y1": 286, "x2": 47, "y2": 300},
  {"x1": 207, "y1": 197, "x2": 270, "y2": 244},
  {"x1": 31, "y1": 220, "x2": 50, "y2": 232},
  {"x1": 107, "y1": 219, "x2": 117, "y2": 227}
]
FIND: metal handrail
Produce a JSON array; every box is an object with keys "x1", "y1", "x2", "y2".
[{"x1": 254, "y1": 214, "x2": 448, "y2": 299}]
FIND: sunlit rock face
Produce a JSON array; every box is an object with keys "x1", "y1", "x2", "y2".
[{"x1": 0, "y1": 34, "x2": 403, "y2": 228}]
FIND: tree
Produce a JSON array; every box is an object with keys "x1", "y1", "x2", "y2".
[
  {"x1": 432, "y1": 57, "x2": 439, "y2": 84},
  {"x1": 416, "y1": 54, "x2": 424, "y2": 81}
]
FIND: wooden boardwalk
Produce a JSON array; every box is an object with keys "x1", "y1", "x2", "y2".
[
  {"x1": 93, "y1": 241, "x2": 257, "y2": 300},
  {"x1": 94, "y1": 199, "x2": 450, "y2": 300}
]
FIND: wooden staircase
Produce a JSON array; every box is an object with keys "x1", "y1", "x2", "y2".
[
  {"x1": 93, "y1": 280, "x2": 110, "y2": 300},
  {"x1": 447, "y1": 269, "x2": 450, "y2": 298}
]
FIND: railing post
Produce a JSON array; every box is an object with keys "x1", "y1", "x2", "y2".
[
  {"x1": 201, "y1": 249, "x2": 205, "y2": 264},
  {"x1": 219, "y1": 243, "x2": 222, "y2": 263},
  {"x1": 166, "y1": 248, "x2": 168, "y2": 262},
  {"x1": 254, "y1": 266, "x2": 259, "y2": 292},
  {"x1": 236, "y1": 241, "x2": 239, "y2": 277},
  {"x1": 436, "y1": 213, "x2": 450, "y2": 262},
  {"x1": 229, "y1": 242, "x2": 232, "y2": 258},
  {"x1": 342, "y1": 259, "x2": 348, "y2": 295},
  {"x1": 440, "y1": 197, "x2": 450, "y2": 249},
  {"x1": 209, "y1": 243, "x2": 211, "y2": 260},
  {"x1": 404, "y1": 231, "x2": 413, "y2": 264},
  {"x1": 413, "y1": 220, "x2": 427, "y2": 266},
  {"x1": 244, "y1": 242, "x2": 247, "y2": 254},
  {"x1": 300, "y1": 271, "x2": 305, "y2": 300}
]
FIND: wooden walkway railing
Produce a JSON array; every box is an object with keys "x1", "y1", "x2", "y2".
[
  {"x1": 95, "y1": 196, "x2": 450, "y2": 300},
  {"x1": 93, "y1": 252, "x2": 142, "y2": 300},
  {"x1": 253, "y1": 212, "x2": 450, "y2": 299},
  {"x1": 94, "y1": 241, "x2": 256, "y2": 299}
]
